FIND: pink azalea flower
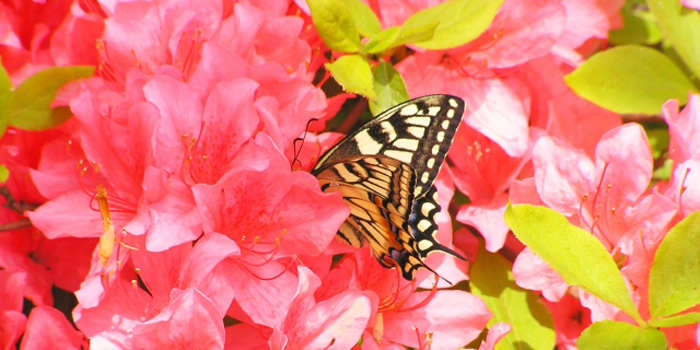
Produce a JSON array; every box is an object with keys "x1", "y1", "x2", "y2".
[
  {"x1": 20, "y1": 306, "x2": 87, "y2": 349},
  {"x1": 532, "y1": 123, "x2": 675, "y2": 250},
  {"x1": 448, "y1": 0, "x2": 567, "y2": 69},
  {"x1": 131, "y1": 288, "x2": 226, "y2": 349},
  {"x1": 0, "y1": 269, "x2": 27, "y2": 349},
  {"x1": 477, "y1": 322, "x2": 511, "y2": 350},
  {"x1": 663, "y1": 95, "x2": 700, "y2": 217},
  {"x1": 193, "y1": 134, "x2": 348, "y2": 327},
  {"x1": 683, "y1": 0, "x2": 700, "y2": 10},
  {"x1": 74, "y1": 232, "x2": 238, "y2": 347},
  {"x1": 551, "y1": 0, "x2": 624, "y2": 64},
  {"x1": 517, "y1": 124, "x2": 675, "y2": 321},
  {"x1": 269, "y1": 267, "x2": 372, "y2": 349},
  {"x1": 543, "y1": 294, "x2": 592, "y2": 350},
  {"x1": 318, "y1": 249, "x2": 491, "y2": 349},
  {"x1": 512, "y1": 248, "x2": 568, "y2": 302},
  {"x1": 398, "y1": 53, "x2": 530, "y2": 157},
  {"x1": 0, "y1": 0, "x2": 75, "y2": 79},
  {"x1": 1, "y1": 127, "x2": 95, "y2": 306},
  {"x1": 449, "y1": 125, "x2": 530, "y2": 252}
]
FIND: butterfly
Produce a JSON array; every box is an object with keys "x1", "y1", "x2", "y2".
[{"x1": 311, "y1": 94, "x2": 466, "y2": 280}]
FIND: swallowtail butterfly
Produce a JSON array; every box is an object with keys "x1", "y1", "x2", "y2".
[{"x1": 312, "y1": 95, "x2": 466, "y2": 280}]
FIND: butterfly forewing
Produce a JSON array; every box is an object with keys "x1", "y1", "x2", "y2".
[{"x1": 312, "y1": 95, "x2": 465, "y2": 199}]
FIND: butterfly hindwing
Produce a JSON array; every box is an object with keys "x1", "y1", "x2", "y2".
[
  {"x1": 312, "y1": 95, "x2": 466, "y2": 281},
  {"x1": 315, "y1": 156, "x2": 415, "y2": 263}
]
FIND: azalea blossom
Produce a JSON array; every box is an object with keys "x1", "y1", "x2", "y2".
[{"x1": 0, "y1": 0, "x2": 698, "y2": 348}]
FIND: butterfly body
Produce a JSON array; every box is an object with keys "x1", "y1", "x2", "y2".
[{"x1": 312, "y1": 95, "x2": 466, "y2": 280}]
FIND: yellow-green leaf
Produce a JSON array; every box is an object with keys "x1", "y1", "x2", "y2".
[
  {"x1": 307, "y1": 0, "x2": 361, "y2": 53},
  {"x1": 363, "y1": 27, "x2": 401, "y2": 54},
  {"x1": 403, "y1": 0, "x2": 503, "y2": 50},
  {"x1": 505, "y1": 204, "x2": 643, "y2": 323},
  {"x1": 565, "y1": 45, "x2": 696, "y2": 115},
  {"x1": 648, "y1": 211, "x2": 700, "y2": 318},
  {"x1": 345, "y1": 0, "x2": 381, "y2": 37},
  {"x1": 649, "y1": 312, "x2": 700, "y2": 328},
  {"x1": 325, "y1": 55, "x2": 377, "y2": 100},
  {"x1": 648, "y1": 0, "x2": 700, "y2": 82},
  {"x1": 0, "y1": 63, "x2": 12, "y2": 134},
  {"x1": 578, "y1": 321, "x2": 667, "y2": 350},
  {"x1": 369, "y1": 61, "x2": 408, "y2": 115},
  {"x1": 0, "y1": 165, "x2": 9, "y2": 183},
  {"x1": 11, "y1": 65, "x2": 94, "y2": 130}
]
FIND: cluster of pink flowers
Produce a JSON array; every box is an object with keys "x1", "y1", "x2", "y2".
[{"x1": 0, "y1": 0, "x2": 698, "y2": 349}]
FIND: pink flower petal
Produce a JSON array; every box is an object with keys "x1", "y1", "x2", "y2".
[
  {"x1": 456, "y1": 193, "x2": 510, "y2": 252},
  {"x1": 512, "y1": 248, "x2": 568, "y2": 302},
  {"x1": 479, "y1": 322, "x2": 511, "y2": 350},
  {"x1": 21, "y1": 306, "x2": 86, "y2": 349},
  {"x1": 132, "y1": 288, "x2": 225, "y2": 349},
  {"x1": 140, "y1": 167, "x2": 202, "y2": 251},
  {"x1": 532, "y1": 136, "x2": 595, "y2": 216},
  {"x1": 455, "y1": 0, "x2": 566, "y2": 68},
  {"x1": 383, "y1": 290, "x2": 492, "y2": 349}
]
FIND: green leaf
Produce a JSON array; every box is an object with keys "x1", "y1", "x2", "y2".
[
  {"x1": 577, "y1": 321, "x2": 667, "y2": 350},
  {"x1": 345, "y1": 0, "x2": 381, "y2": 37},
  {"x1": 307, "y1": 0, "x2": 361, "y2": 53},
  {"x1": 564, "y1": 45, "x2": 697, "y2": 115},
  {"x1": 0, "y1": 165, "x2": 9, "y2": 183},
  {"x1": 392, "y1": 21, "x2": 438, "y2": 48},
  {"x1": 648, "y1": 0, "x2": 700, "y2": 83},
  {"x1": 363, "y1": 23, "x2": 439, "y2": 55},
  {"x1": 10, "y1": 65, "x2": 94, "y2": 130},
  {"x1": 0, "y1": 63, "x2": 12, "y2": 131},
  {"x1": 609, "y1": 5, "x2": 662, "y2": 45},
  {"x1": 363, "y1": 27, "x2": 401, "y2": 54},
  {"x1": 648, "y1": 211, "x2": 700, "y2": 318},
  {"x1": 470, "y1": 243, "x2": 555, "y2": 350},
  {"x1": 649, "y1": 312, "x2": 700, "y2": 328},
  {"x1": 369, "y1": 61, "x2": 408, "y2": 116},
  {"x1": 505, "y1": 204, "x2": 643, "y2": 323},
  {"x1": 325, "y1": 55, "x2": 377, "y2": 100},
  {"x1": 402, "y1": 0, "x2": 503, "y2": 50}
]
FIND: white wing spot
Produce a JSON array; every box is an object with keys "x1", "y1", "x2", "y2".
[
  {"x1": 417, "y1": 239, "x2": 434, "y2": 252},
  {"x1": 384, "y1": 149, "x2": 414, "y2": 163},
  {"x1": 441, "y1": 120, "x2": 450, "y2": 129},
  {"x1": 449, "y1": 98, "x2": 459, "y2": 107},
  {"x1": 400, "y1": 104, "x2": 419, "y2": 116},
  {"x1": 431, "y1": 144, "x2": 440, "y2": 155},
  {"x1": 407, "y1": 126, "x2": 425, "y2": 138},
  {"x1": 417, "y1": 219, "x2": 432, "y2": 232},
  {"x1": 379, "y1": 121, "x2": 398, "y2": 142},
  {"x1": 407, "y1": 116, "x2": 431, "y2": 126},
  {"x1": 427, "y1": 106, "x2": 441, "y2": 116},
  {"x1": 394, "y1": 139, "x2": 420, "y2": 151},
  {"x1": 421, "y1": 171, "x2": 430, "y2": 183},
  {"x1": 447, "y1": 109, "x2": 455, "y2": 118},
  {"x1": 420, "y1": 202, "x2": 437, "y2": 217},
  {"x1": 356, "y1": 130, "x2": 383, "y2": 155},
  {"x1": 426, "y1": 158, "x2": 435, "y2": 169},
  {"x1": 436, "y1": 131, "x2": 445, "y2": 142}
]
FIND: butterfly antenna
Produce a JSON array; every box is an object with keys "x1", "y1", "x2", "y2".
[{"x1": 291, "y1": 118, "x2": 319, "y2": 170}]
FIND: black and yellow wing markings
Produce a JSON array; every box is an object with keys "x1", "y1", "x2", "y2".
[{"x1": 312, "y1": 95, "x2": 466, "y2": 280}]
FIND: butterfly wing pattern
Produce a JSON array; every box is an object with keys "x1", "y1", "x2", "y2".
[{"x1": 312, "y1": 94, "x2": 466, "y2": 280}]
